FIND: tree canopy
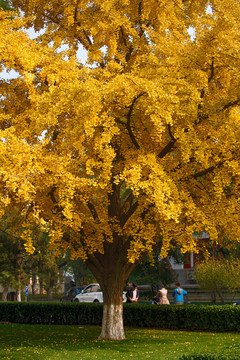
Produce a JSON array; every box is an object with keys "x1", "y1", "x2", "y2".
[{"x1": 1, "y1": 0, "x2": 240, "y2": 339}]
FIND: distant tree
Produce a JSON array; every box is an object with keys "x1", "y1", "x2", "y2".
[
  {"x1": 0, "y1": 231, "x2": 29, "y2": 301},
  {"x1": 66, "y1": 257, "x2": 96, "y2": 286},
  {"x1": 194, "y1": 258, "x2": 240, "y2": 303},
  {"x1": 129, "y1": 257, "x2": 174, "y2": 287},
  {"x1": 0, "y1": 1, "x2": 13, "y2": 11},
  {"x1": 27, "y1": 233, "x2": 59, "y2": 299},
  {"x1": 129, "y1": 248, "x2": 183, "y2": 288},
  {"x1": 0, "y1": 211, "x2": 65, "y2": 300}
]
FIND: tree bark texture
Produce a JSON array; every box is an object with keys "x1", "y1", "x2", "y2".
[{"x1": 99, "y1": 303, "x2": 125, "y2": 340}]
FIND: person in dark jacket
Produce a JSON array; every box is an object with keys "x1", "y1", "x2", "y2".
[{"x1": 126, "y1": 283, "x2": 139, "y2": 303}]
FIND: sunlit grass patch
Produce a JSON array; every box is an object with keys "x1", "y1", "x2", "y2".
[{"x1": 0, "y1": 324, "x2": 240, "y2": 359}]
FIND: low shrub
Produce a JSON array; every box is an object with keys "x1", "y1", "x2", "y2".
[
  {"x1": 1, "y1": 302, "x2": 240, "y2": 332},
  {"x1": 180, "y1": 352, "x2": 239, "y2": 360},
  {"x1": 123, "y1": 304, "x2": 240, "y2": 332},
  {"x1": 180, "y1": 344, "x2": 240, "y2": 359},
  {"x1": 180, "y1": 355, "x2": 226, "y2": 360},
  {"x1": 180, "y1": 355, "x2": 224, "y2": 360},
  {"x1": 0, "y1": 301, "x2": 103, "y2": 325}
]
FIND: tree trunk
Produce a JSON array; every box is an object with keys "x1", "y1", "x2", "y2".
[
  {"x1": 211, "y1": 291, "x2": 217, "y2": 304},
  {"x1": 2, "y1": 287, "x2": 8, "y2": 301},
  {"x1": 31, "y1": 275, "x2": 36, "y2": 295},
  {"x1": 39, "y1": 278, "x2": 44, "y2": 294},
  {"x1": 86, "y1": 247, "x2": 134, "y2": 341},
  {"x1": 216, "y1": 289, "x2": 224, "y2": 303},
  {"x1": 86, "y1": 244, "x2": 135, "y2": 340},
  {"x1": 100, "y1": 303, "x2": 125, "y2": 340},
  {"x1": 17, "y1": 269, "x2": 22, "y2": 302},
  {"x1": 99, "y1": 291, "x2": 125, "y2": 340},
  {"x1": 47, "y1": 275, "x2": 55, "y2": 300},
  {"x1": 16, "y1": 288, "x2": 21, "y2": 302}
]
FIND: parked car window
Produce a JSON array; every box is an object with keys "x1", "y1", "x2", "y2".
[
  {"x1": 90, "y1": 285, "x2": 100, "y2": 292},
  {"x1": 84, "y1": 286, "x2": 93, "y2": 293},
  {"x1": 83, "y1": 284, "x2": 101, "y2": 293}
]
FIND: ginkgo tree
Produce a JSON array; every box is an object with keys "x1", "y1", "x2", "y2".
[{"x1": 1, "y1": 0, "x2": 240, "y2": 340}]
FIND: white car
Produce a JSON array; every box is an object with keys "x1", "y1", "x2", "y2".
[{"x1": 73, "y1": 283, "x2": 127, "y2": 303}]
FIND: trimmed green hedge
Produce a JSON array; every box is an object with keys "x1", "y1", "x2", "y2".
[
  {"x1": 1, "y1": 302, "x2": 240, "y2": 332},
  {"x1": 123, "y1": 304, "x2": 240, "y2": 332},
  {"x1": 180, "y1": 355, "x2": 225, "y2": 360},
  {"x1": 180, "y1": 355, "x2": 234, "y2": 360},
  {"x1": 0, "y1": 302, "x2": 103, "y2": 325},
  {"x1": 180, "y1": 344, "x2": 240, "y2": 360}
]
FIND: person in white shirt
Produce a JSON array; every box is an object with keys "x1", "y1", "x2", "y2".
[{"x1": 126, "y1": 283, "x2": 139, "y2": 303}]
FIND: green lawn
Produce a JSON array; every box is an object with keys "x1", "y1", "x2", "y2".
[{"x1": 0, "y1": 324, "x2": 240, "y2": 360}]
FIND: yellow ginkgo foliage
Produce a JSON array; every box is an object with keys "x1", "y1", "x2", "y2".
[{"x1": 1, "y1": 0, "x2": 240, "y2": 339}]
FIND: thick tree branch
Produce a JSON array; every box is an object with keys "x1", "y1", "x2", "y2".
[
  {"x1": 75, "y1": 228, "x2": 104, "y2": 277},
  {"x1": 196, "y1": 59, "x2": 214, "y2": 124},
  {"x1": 86, "y1": 253, "x2": 104, "y2": 279},
  {"x1": 86, "y1": 201, "x2": 99, "y2": 222},
  {"x1": 121, "y1": 190, "x2": 134, "y2": 216},
  {"x1": 48, "y1": 186, "x2": 58, "y2": 204},
  {"x1": 137, "y1": 1, "x2": 145, "y2": 38},
  {"x1": 221, "y1": 99, "x2": 240, "y2": 111},
  {"x1": 158, "y1": 124, "x2": 177, "y2": 159},
  {"x1": 120, "y1": 201, "x2": 138, "y2": 227},
  {"x1": 193, "y1": 161, "x2": 224, "y2": 179},
  {"x1": 208, "y1": 59, "x2": 215, "y2": 84},
  {"x1": 108, "y1": 182, "x2": 121, "y2": 219},
  {"x1": 126, "y1": 93, "x2": 145, "y2": 150},
  {"x1": 120, "y1": 26, "x2": 127, "y2": 47},
  {"x1": 119, "y1": 26, "x2": 133, "y2": 63}
]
